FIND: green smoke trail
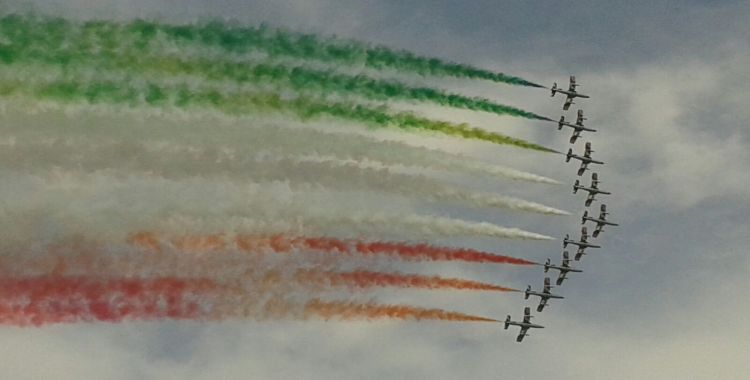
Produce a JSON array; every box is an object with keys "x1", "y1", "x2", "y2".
[
  {"x1": 0, "y1": 74, "x2": 556, "y2": 152},
  {"x1": 0, "y1": 18, "x2": 547, "y2": 120},
  {"x1": 0, "y1": 14, "x2": 543, "y2": 88}
]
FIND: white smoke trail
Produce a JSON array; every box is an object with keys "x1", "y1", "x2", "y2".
[
  {"x1": 0, "y1": 170, "x2": 552, "y2": 244},
  {"x1": 0, "y1": 136, "x2": 567, "y2": 215}
]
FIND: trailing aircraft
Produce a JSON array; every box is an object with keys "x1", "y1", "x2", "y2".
[
  {"x1": 582, "y1": 204, "x2": 619, "y2": 237},
  {"x1": 544, "y1": 251, "x2": 583, "y2": 285},
  {"x1": 566, "y1": 142, "x2": 604, "y2": 176},
  {"x1": 557, "y1": 109, "x2": 595, "y2": 144},
  {"x1": 525, "y1": 277, "x2": 564, "y2": 312},
  {"x1": 551, "y1": 76, "x2": 590, "y2": 110},
  {"x1": 505, "y1": 306, "x2": 544, "y2": 342},
  {"x1": 573, "y1": 172, "x2": 611, "y2": 207},
  {"x1": 563, "y1": 226, "x2": 601, "y2": 261}
]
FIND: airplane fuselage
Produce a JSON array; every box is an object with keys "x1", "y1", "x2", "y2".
[
  {"x1": 545, "y1": 263, "x2": 583, "y2": 274},
  {"x1": 507, "y1": 321, "x2": 544, "y2": 329},
  {"x1": 575, "y1": 185, "x2": 611, "y2": 195},
  {"x1": 572, "y1": 155, "x2": 604, "y2": 165},
  {"x1": 560, "y1": 121, "x2": 596, "y2": 132},
  {"x1": 555, "y1": 89, "x2": 590, "y2": 99},
  {"x1": 525, "y1": 290, "x2": 564, "y2": 300},
  {"x1": 584, "y1": 217, "x2": 619, "y2": 226},
  {"x1": 563, "y1": 239, "x2": 601, "y2": 249}
]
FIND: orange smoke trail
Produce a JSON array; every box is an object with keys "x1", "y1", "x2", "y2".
[
  {"x1": 0, "y1": 276, "x2": 223, "y2": 326},
  {"x1": 303, "y1": 299, "x2": 498, "y2": 322},
  {"x1": 293, "y1": 269, "x2": 517, "y2": 292},
  {"x1": 129, "y1": 232, "x2": 535, "y2": 265}
]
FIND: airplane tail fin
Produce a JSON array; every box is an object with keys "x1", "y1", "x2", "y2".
[
  {"x1": 566, "y1": 149, "x2": 572, "y2": 162},
  {"x1": 563, "y1": 234, "x2": 570, "y2": 247},
  {"x1": 558, "y1": 116, "x2": 564, "y2": 130},
  {"x1": 524, "y1": 286, "x2": 531, "y2": 300},
  {"x1": 573, "y1": 180, "x2": 580, "y2": 194},
  {"x1": 582, "y1": 211, "x2": 588, "y2": 224},
  {"x1": 504, "y1": 315, "x2": 510, "y2": 330},
  {"x1": 551, "y1": 83, "x2": 557, "y2": 96},
  {"x1": 543, "y1": 258, "x2": 550, "y2": 273}
]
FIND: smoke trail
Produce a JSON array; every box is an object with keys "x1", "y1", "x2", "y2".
[
  {"x1": 0, "y1": 139, "x2": 565, "y2": 215},
  {"x1": 0, "y1": 71, "x2": 554, "y2": 151},
  {"x1": 0, "y1": 14, "x2": 542, "y2": 87},
  {"x1": 303, "y1": 299, "x2": 498, "y2": 322},
  {"x1": 293, "y1": 269, "x2": 517, "y2": 292},
  {"x1": 363, "y1": 214, "x2": 553, "y2": 240},
  {"x1": 0, "y1": 276, "x2": 221, "y2": 326},
  {"x1": 0, "y1": 106, "x2": 560, "y2": 185},
  {"x1": 0, "y1": 28, "x2": 550, "y2": 122},
  {"x1": 130, "y1": 233, "x2": 537, "y2": 265}
]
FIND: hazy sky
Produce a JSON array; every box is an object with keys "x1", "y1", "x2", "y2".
[{"x1": 1, "y1": 1, "x2": 749, "y2": 379}]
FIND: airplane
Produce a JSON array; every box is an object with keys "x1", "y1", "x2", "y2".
[
  {"x1": 566, "y1": 142, "x2": 604, "y2": 176},
  {"x1": 550, "y1": 76, "x2": 590, "y2": 110},
  {"x1": 505, "y1": 306, "x2": 544, "y2": 342},
  {"x1": 582, "y1": 204, "x2": 619, "y2": 237},
  {"x1": 544, "y1": 251, "x2": 583, "y2": 286},
  {"x1": 525, "y1": 277, "x2": 564, "y2": 312},
  {"x1": 557, "y1": 109, "x2": 596, "y2": 144},
  {"x1": 573, "y1": 172, "x2": 611, "y2": 207},
  {"x1": 563, "y1": 226, "x2": 601, "y2": 261}
]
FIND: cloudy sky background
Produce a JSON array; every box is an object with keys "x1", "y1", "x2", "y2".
[{"x1": 1, "y1": 1, "x2": 749, "y2": 379}]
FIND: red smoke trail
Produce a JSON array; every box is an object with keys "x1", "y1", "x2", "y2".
[
  {"x1": 237, "y1": 235, "x2": 537, "y2": 264},
  {"x1": 303, "y1": 299, "x2": 499, "y2": 322},
  {"x1": 293, "y1": 269, "x2": 518, "y2": 292},
  {"x1": 128, "y1": 232, "x2": 535, "y2": 265},
  {"x1": 0, "y1": 276, "x2": 222, "y2": 326}
]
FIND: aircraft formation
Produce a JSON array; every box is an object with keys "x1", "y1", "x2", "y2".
[{"x1": 507, "y1": 76, "x2": 618, "y2": 342}]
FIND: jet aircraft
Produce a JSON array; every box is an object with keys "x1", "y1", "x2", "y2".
[
  {"x1": 557, "y1": 110, "x2": 595, "y2": 144},
  {"x1": 573, "y1": 172, "x2": 611, "y2": 207},
  {"x1": 525, "y1": 277, "x2": 564, "y2": 312},
  {"x1": 582, "y1": 204, "x2": 619, "y2": 237},
  {"x1": 563, "y1": 226, "x2": 601, "y2": 261},
  {"x1": 544, "y1": 251, "x2": 583, "y2": 285},
  {"x1": 551, "y1": 76, "x2": 590, "y2": 110},
  {"x1": 505, "y1": 306, "x2": 544, "y2": 342},
  {"x1": 566, "y1": 142, "x2": 604, "y2": 176}
]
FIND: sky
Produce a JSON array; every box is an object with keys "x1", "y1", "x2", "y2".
[{"x1": 1, "y1": 1, "x2": 749, "y2": 379}]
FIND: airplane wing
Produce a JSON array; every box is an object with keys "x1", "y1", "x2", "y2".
[
  {"x1": 574, "y1": 248, "x2": 585, "y2": 261},
  {"x1": 563, "y1": 95, "x2": 574, "y2": 110},
  {"x1": 570, "y1": 130, "x2": 580, "y2": 144},
  {"x1": 516, "y1": 326, "x2": 529, "y2": 342},
  {"x1": 577, "y1": 162, "x2": 588, "y2": 176},
  {"x1": 537, "y1": 297, "x2": 548, "y2": 312},
  {"x1": 585, "y1": 193, "x2": 596, "y2": 207}
]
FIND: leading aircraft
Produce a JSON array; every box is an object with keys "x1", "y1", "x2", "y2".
[
  {"x1": 557, "y1": 110, "x2": 596, "y2": 144},
  {"x1": 544, "y1": 251, "x2": 583, "y2": 285},
  {"x1": 563, "y1": 226, "x2": 601, "y2": 261},
  {"x1": 574, "y1": 172, "x2": 611, "y2": 207},
  {"x1": 566, "y1": 142, "x2": 604, "y2": 176},
  {"x1": 525, "y1": 277, "x2": 564, "y2": 312},
  {"x1": 582, "y1": 204, "x2": 619, "y2": 237},
  {"x1": 551, "y1": 75, "x2": 590, "y2": 110},
  {"x1": 505, "y1": 306, "x2": 544, "y2": 342}
]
